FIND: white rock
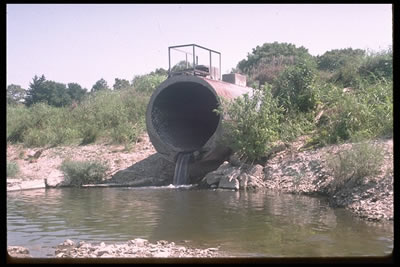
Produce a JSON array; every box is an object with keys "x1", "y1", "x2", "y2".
[
  {"x1": 129, "y1": 238, "x2": 148, "y2": 247},
  {"x1": 153, "y1": 251, "x2": 170, "y2": 258}
]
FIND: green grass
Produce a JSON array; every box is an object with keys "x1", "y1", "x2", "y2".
[
  {"x1": 60, "y1": 159, "x2": 109, "y2": 186},
  {"x1": 7, "y1": 161, "x2": 20, "y2": 178},
  {"x1": 326, "y1": 142, "x2": 384, "y2": 191},
  {"x1": 7, "y1": 86, "x2": 152, "y2": 147}
]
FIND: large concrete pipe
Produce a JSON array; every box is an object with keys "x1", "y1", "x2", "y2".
[{"x1": 146, "y1": 74, "x2": 252, "y2": 181}]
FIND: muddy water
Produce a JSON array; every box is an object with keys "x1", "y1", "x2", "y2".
[{"x1": 7, "y1": 187, "x2": 393, "y2": 258}]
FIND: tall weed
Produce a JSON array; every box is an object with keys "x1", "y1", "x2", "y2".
[
  {"x1": 60, "y1": 159, "x2": 109, "y2": 186},
  {"x1": 326, "y1": 142, "x2": 384, "y2": 191}
]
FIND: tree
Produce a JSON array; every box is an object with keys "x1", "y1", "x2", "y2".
[
  {"x1": 7, "y1": 84, "x2": 26, "y2": 105},
  {"x1": 113, "y1": 78, "x2": 131, "y2": 90},
  {"x1": 91, "y1": 78, "x2": 110, "y2": 92},
  {"x1": 359, "y1": 48, "x2": 392, "y2": 81},
  {"x1": 237, "y1": 42, "x2": 316, "y2": 87},
  {"x1": 317, "y1": 48, "x2": 366, "y2": 72},
  {"x1": 25, "y1": 75, "x2": 46, "y2": 106},
  {"x1": 24, "y1": 75, "x2": 73, "y2": 107},
  {"x1": 67, "y1": 83, "x2": 87, "y2": 103},
  {"x1": 272, "y1": 58, "x2": 317, "y2": 113},
  {"x1": 171, "y1": 60, "x2": 193, "y2": 72},
  {"x1": 151, "y1": 68, "x2": 168, "y2": 76},
  {"x1": 41, "y1": 81, "x2": 72, "y2": 107},
  {"x1": 132, "y1": 73, "x2": 167, "y2": 93}
]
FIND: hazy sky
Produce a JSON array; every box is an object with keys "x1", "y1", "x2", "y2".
[{"x1": 7, "y1": 4, "x2": 392, "y2": 90}]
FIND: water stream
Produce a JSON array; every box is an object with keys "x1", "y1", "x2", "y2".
[
  {"x1": 7, "y1": 187, "x2": 393, "y2": 258},
  {"x1": 173, "y1": 152, "x2": 193, "y2": 185}
]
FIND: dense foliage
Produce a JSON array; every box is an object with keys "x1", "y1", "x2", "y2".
[
  {"x1": 237, "y1": 42, "x2": 315, "y2": 87},
  {"x1": 7, "y1": 72, "x2": 166, "y2": 147},
  {"x1": 222, "y1": 42, "x2": 393, "y2": 161},
  {"x1": 216, "y1": 85, "x2": 283, "y2": 162},
  {"x1": 7, "y1": 42, "x2": 392, "y2": 164}
]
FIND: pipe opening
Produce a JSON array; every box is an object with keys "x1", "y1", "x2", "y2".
[{"x1": 151, "y1": 82, "x2": 220, "y2": 152}]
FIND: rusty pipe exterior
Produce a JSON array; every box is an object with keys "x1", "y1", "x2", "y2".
[{"x1": 146, "y1": 75, "x2": 252, "y2": 164}]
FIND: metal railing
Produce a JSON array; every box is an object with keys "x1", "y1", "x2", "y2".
[{"x1": 168, "y1": 44, "x2": 221, "y2": 80}]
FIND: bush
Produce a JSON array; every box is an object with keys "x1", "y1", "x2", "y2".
[
  {"x1": 216, "y1": 85, "x2": 283, "y2": 162},
  {"x1": 7, "y1": 103, "x2": 80, "y2": 147},
  {"x1": 132, "y1": 73, "x2": 167, "y2": 93},
  {"x1": 359, "y1": 48, "x2": 392, "y2": 82},
  {"x1": 75, "y1": 88, "x2": 149, "y2": 145},
  {"x1": 314, "y1": 79, "x2": 392, "y2": 145},
  {"x1": 326, "y1": 142, "x2": 384, "y2": 191},
  {"x1": 7, "y1": 85, "x2": 151, "y2": 147},
  {"x1": 272, "y1": 59, "x2": 318, "y2": 113},
  {"x1": 60, "y1": 160, "x2": 109, "y2": 186},
  {"x1": 329, "y1": 60, "x2": 363, "y2": 88},
  {"x1": 7, "y1": 104, "x2": 33, "y2": 143},
  {"x1": 7, "y1": 161, "x2": 20, "y2": 178}
]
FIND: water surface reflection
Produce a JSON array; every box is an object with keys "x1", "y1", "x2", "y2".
[{"x1": 7, "y1": 188, "x2": 393, "y2": 257}]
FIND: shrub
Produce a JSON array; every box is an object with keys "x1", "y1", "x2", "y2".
[
  {"x1": 7, "y1": 85, "x2": 151, "y2": 147},
  {"x1": 216, "y1": 85, "x2": 283, "y2": 162},
  {"x1": 272, "y1": 59, "x2": 318, "y2": 113},
  {"x1": 314, "y1": 79, "x2": 392, "y2": 145},
  {"x1": 75, "y1": 88, "x2": 149, "y2": 145},
  {"x1": 359, "y1": 48, "x2": 392, "y2": 82},
  {"x1": 7, "y1": 104, "x2": 33, "y2": 143},
  {"x1": 7, "y1": 161, "x2": 20, "y2": 178},
  {"x1": 132, "y1": 73, "x2": 167, "y2": 93},
  {"x1": 329, "y1": 60, "x2": 363, "y2": 88},
  {"x1": 326, "y1": 142, "x2": 384, "y2": 191},
  {"x1": 60, "y1": 160, "x2": 109, "y2": 186}
]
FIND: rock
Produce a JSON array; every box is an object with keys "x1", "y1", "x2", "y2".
[
  {"x1": 97, "y1": 248, "x2": 111, "y2": 256},
  {"x1": 7, "y1": 246, "x2": 31, "y2": 258},
  {"x1": 206, "y1": 174, "x2": 221, "y2": 185},
  {"x1": 265, "y1": 141, "x2": 287, "y2": 158},
  {"x1": 203, "y1": 161, "x2": 237, "y2": 186},
  {"x1": 246, "y1": 164, "x2": 264, "y2": 178},
  {"x1": 228, "y1": 153, "x2": 242, "y2": 167},
  {"x1": 100, "y1": 253, "x2": 113, "y2": 258},
  {"x1": 218, "y1": 176, "x2": 239, "y2": 190},
  {"x1": 129, "y1": 238, "x2": 148, "y2": 247},
  {"x1": 238, "y1": 173, "x2": 248, "y2": 189},
  {"x1": 153, "y1": 251, "x2": 170, "y2": 257},
  {"x1": 77, "y1": 241, "x2": 91, "y2": 249},
  {"x1": 7, "y1": 179, "x2": 45, "y2": 192},
  {"x1": 51, "y1": 239, "x2": 222, "y2": 258},
  {"x1": 58, "y1": 239, "x2": 75, "y2": 249},
  {"x1": 248, "y1": 174, "x2": 266, "y2": 189},
  {"x1": 56, "y1": 252, "x2": 65, "y2": 258},
  {"x1": 45, "y1": 170, "x2": 65, "y2": 188}
]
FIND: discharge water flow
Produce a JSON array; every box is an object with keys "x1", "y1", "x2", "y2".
[{"x1": 173, "y1": 152, "x2": 193, "y2": 185}]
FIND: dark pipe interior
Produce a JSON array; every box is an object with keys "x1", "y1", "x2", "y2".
[{"x1": 151, "y1": 82, "x2": 220, "y2": 152}]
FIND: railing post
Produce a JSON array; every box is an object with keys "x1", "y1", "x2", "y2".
[
  {"x1": 168, "y1": 47, "x2": 171, "y2": 77},
  {"x1": 192, "y1": 45, "x2": 196, "y2": 75}
]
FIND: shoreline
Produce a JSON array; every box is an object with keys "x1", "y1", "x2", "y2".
[
  {"x1": 7, "y1": 238, "x2": 223, "y2": 259},
  {"x1": 7, "y1": 135, "x2": 393, "y2": 219},
  {"x1": 7, "y1": 135, "x2": 393, "y2": 259}
]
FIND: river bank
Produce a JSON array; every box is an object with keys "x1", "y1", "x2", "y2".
[
  {"x1": 7, "y1": 238, "x2": 221, "y2": 259},
  {"x1": 7, "y1": 133, "x2": 393, "y2": 258},
  {"x1": 7, "y1": 134, "x2": 393, "y2": 259},
  {"x1": 7, "y1": 134, "x2": 393, "y2": 223}
]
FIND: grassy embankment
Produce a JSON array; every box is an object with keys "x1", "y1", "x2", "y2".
[{"x1": 7, "y1": 47, "x2": 392, "y2": 184}]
